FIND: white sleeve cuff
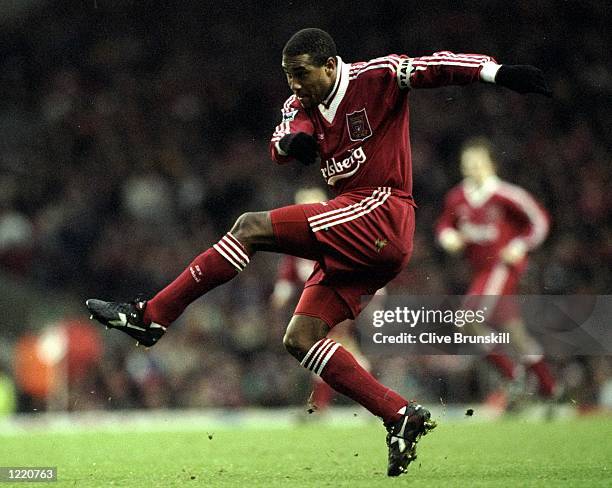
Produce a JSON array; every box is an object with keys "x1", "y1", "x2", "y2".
[
  {"x1": 275, "y1": 140, "x2": 288, "y2": 156},
  {"x1": 480, "y1": 62, "x2": 501, "y2": 83}
]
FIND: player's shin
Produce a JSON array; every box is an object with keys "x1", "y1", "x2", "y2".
[
  {"x1": 300, "y1": 338, "x2": 407, "y2": 423},
  {"x1": 144, "y1": 233, "x2": 250, "y2": 326}
]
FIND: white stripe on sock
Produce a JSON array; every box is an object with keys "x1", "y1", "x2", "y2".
[
  {"x1": 300, "y1": 339, "x2": 326, "y2": 368},
  {"x1": 314, "y1": 343, "x2": 340, "y2": 375},
  {"x1": 217, "y1": 239, "x2": 247, "y2": 268},
  {"x1": 223, "y1": 233, "x2": 250, "y2": 264},
  {"x1": 308, "y1": 340, "x2": 336, "y2": 372},
  {"x1": 213, "y1": 243, "x2": 243, "y2": 271},
  {"x1": 212, "y1": 233, "x2": 251, "y2": 272},
  {"x1": 306, "y1": 339, "x2": 332, "y2": 371}
]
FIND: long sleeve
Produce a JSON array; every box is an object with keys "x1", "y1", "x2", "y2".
[
  {"x1": 397, "y1": 51, "x2": 498, "y2": 89},
  {"x1": 269, "y1": 95, "x2": 315, "y2": 163},
  {"x1": 497, "y1": 183, "x2": 550, "y2": 250}
]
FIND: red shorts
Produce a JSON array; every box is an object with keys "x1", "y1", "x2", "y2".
[
  {"x1": 270, "y1": 187, "x2": 415, "y2": 327},
  {"x1": 465, "y1": 260, "x2": 528, "y2": 324}
]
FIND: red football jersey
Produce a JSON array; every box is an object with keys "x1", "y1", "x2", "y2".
[
  {"x1": 270, "y1": 52, "x2": 496, "y2": 196},
  {"x1": 436, "y1": 176, "x2": 550, "y2": 270}
]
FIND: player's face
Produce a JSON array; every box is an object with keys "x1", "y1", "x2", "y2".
[
  {"x1": 282, "y1": 54, "x2": 336, "y2": 109},
  {"x1": 461, "y1": 147, "x2": 496, "y2": 184}
]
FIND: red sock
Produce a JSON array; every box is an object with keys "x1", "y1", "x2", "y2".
[
  {"x1": 301, "y1": 338, "x2": 406, "y2": 423},
  {"x1": 145, "y1": 233, "x2": 249, "y2": 326},
  {"x1": 527, "y1": 359, "x2": 556, "y2": 397},
  {"x1": 486, "y1": 353, "x2": 516, "y2": 380},
  {"x1": 311, "y1": 377, "x2": 335, "y2": 411}
]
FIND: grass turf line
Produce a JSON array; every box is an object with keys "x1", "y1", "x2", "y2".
[{"x1": 1, "y1": 417, "x2": 610, "y2": 487}]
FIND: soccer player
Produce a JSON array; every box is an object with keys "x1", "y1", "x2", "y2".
[
  {"x1": 86, "y1": 28, "x2": 551, "y2": 476},
  {"x1": 435, "y1": 137, "x2": 556, "y2": 402}
]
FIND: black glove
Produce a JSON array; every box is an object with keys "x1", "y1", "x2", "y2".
[
  {"x1": 279, "y1": 132, "x2": 318, "y2": 165},
  {"x1": 495, "y1": 65, "x2": 552, "y2": 97}
]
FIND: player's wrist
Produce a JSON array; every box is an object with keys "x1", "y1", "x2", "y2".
[{"x1": 480, "y1": 62, "x2": 501, "y2": 83}]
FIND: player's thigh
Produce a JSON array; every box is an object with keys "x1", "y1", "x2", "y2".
[
  {"x1": 467, "y1": 262, "x2": 525, "y2": 325},
  {"x1": 467, "y1": 262, "x2": 524, "y2": 295},
  {"x1": 324, "y1": 271, "x2": 394, "y2": 322},
  {"x1": 293, "y1": 284, "x2": 353, "y2": 330},
  {"x1": 285, "y1": 280, "x2": 385, "y2": 358},
  {"x1": 270, "y1": 203, "x2": 321, "y2": 260},
  {"x1": 292, "y1": 278, "x2": 385, "y2": 329}
]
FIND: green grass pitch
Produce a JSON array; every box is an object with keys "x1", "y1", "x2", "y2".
[{"x1": 1, "y1": 417, "x2": 610, "y2": 487}]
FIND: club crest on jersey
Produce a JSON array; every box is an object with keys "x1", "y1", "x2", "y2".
[{"x1": 346, "y1": 108, "x2": 372, "y2": 142}]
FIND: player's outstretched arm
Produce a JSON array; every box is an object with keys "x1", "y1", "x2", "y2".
[{"x1": 399, "y1": 51, "x2": 552, "y2": 97}]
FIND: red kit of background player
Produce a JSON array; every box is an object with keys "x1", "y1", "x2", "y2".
[{"x1": 435, "y1": 139, "x2": 556, "y2": 398}]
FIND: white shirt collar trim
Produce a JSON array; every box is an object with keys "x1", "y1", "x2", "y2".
[
  {"x1": 462, "y1": 175, "x2": 500, "y2": 207},
  {"x1": 318, "y1": 57, "x2": 349, "y2": 124}
]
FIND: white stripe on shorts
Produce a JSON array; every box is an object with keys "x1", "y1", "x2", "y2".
[{"x1": 308, "y1": 187, "x2": 391, "y2": 232}]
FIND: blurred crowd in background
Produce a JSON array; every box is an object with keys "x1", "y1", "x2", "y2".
[{"x1": 0, "y1": 0, "x2": 610, "y2": 415}]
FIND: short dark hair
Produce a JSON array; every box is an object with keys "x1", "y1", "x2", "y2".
[{"x1": 283, "y1": 28, "x2": 337, "y2": 66}]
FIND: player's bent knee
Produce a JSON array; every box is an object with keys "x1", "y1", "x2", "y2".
[
  {"x1": 282, "y1": 332, "x2": 305, "y2": 359},
  {"x1": 283, "y1": 331, "x2": 318, "y2": 361},
  {"x1": 283, "y1": 316, "x2": 329, "y2": 361},
  {"x1": 230, "y1": 212, "x2": 273, "y2": 250},
  {"x1": 230, "y1": 212, "x2": 256, "y2": 239}
]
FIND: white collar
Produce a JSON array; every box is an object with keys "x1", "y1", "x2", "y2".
[
  {"x1": 318, "y1": 56, "x2": 349, "y2": 124},
  {"x1": 462, "y1": 175, "x2": 500, "y2": 207}
]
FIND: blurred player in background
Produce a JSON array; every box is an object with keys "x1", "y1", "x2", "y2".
[
  {"x1": 87, "y1": 28, "x2": 551, "y2": 476},
  {"x1": 436, "y1": 137, "x2": 557, "y2": 406},
  {"x1": 270, "y1": 187, "x2": 372, "y2": 414}
]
